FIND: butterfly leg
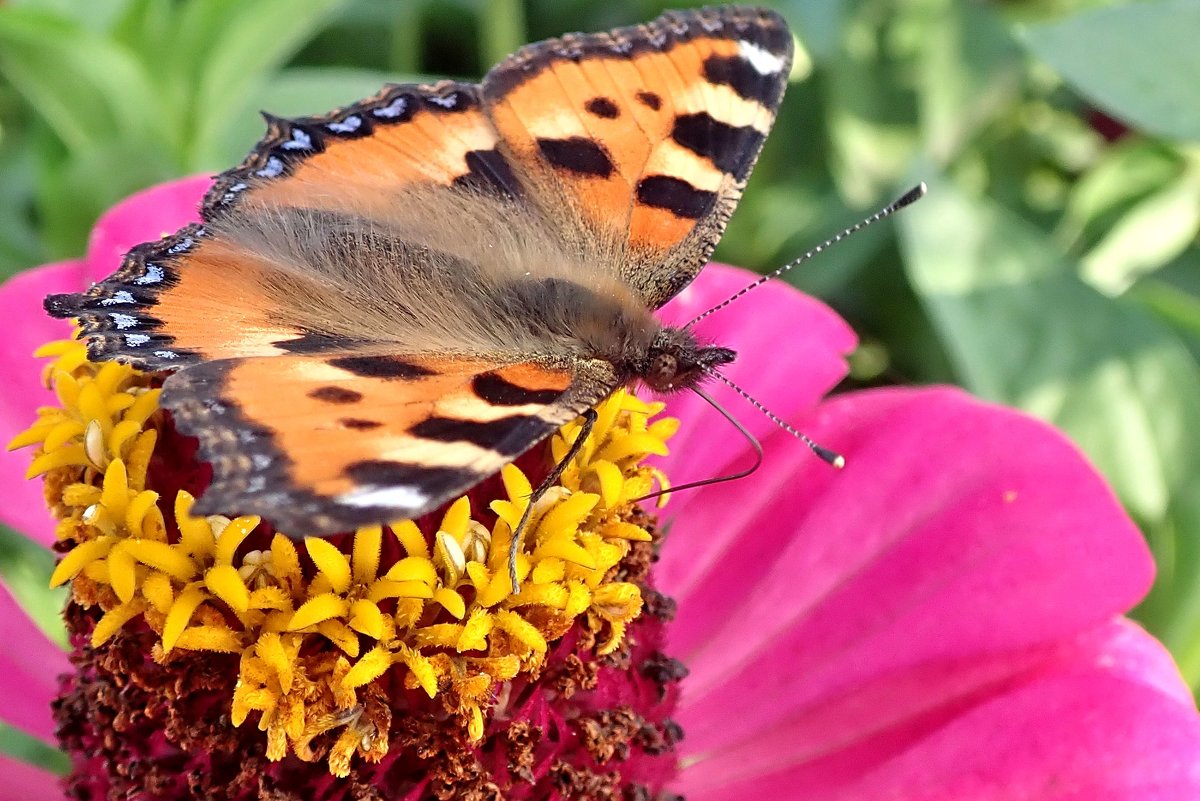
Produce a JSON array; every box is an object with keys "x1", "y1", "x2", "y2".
[{"x1": 508, "y1": 408, "x2": 598, "y2": 593}]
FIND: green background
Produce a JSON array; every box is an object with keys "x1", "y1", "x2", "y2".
[{"x1": 2, "y1": 0, "x2": 1199, "y2": 769}]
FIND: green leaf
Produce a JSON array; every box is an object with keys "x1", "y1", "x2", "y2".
[
  {"x1": 1079, "y1": 164, "x2": 1200, "y2": 294},
  {"x1": 720, "y1": 182, "x2": 893, "y2": 297},
  {"x1": 1057, "y1": 140, "x2": 1187, "y2": 249},
  {"x1": 178, "y1": 0, "x2": 348, "y2": 168},
  {"x1": 1138, "y1": 484, "x2": 1200, "y2": 685},
  {"x1": 110, "y1": 0, "x2": 179, "y2": 91},
  {"x1": 0, "y1": 121, "x2": 44, "y2": 277},
  {"x1": 1135, "y1": 277, "x2": 1200, "y2": 346},
  {"x1": 1019, "y1": 0, "x2": 1200, "y2": 142},
  {"x1": 8, "y1": 0, "x2": 133, "y2": 32},
  {"x1": 779, "y1": 0, "x2": 845, "y2": 63},
  {"x1": 0, "y1": 8, "x2": 170, "y2": 151},
  {"x1": 898, "y1": 173, "x2": 1200, "y2": 529},
  {"x1": 912, "y1": 0, "x2": 1023, "y2": 162},
  {"x1": 0, "y1": 722, "x2": 67, "y2": 775},
  {"x1": 33, "y1": 135, "x2": 177, "y2": 260},
  {"x1": 476, "y1": 0, "x2": 526, "y2": 69},
  {"x1": 0, "y1": 524, "x2": 66, "y2": 649},
  {"x1": 384, "y1": 1, "x2": 426, "y2": 75},
  {"x1": 820, "y1": 0, "x2": 922, "y2": 203},
  {"x1": 203, "y1": 66, "x2": 422, "y2": 171}
]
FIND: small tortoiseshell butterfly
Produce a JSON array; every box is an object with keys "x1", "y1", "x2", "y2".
[{"x1": 47, "y1": 5, "x2": 793, "y2": 540}]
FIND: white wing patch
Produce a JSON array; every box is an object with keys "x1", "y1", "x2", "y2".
[
  {"x1": 338, "y1": 484, "x2": 430, "y2": 511},
  {"x1": 739, "y1": 39, "x2": 786, "y2": 75}
]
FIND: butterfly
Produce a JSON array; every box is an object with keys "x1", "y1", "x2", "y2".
[{"x1": 45, "y1": 5, "x2": 793, "y2": 547}]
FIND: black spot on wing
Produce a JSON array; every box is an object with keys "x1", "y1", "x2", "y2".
[
  {"x1": 702, "y1": 54, "x2": 786, "y2": 107},
  {"x1": 309, "y1": 386, "x2": 363, "y2": 404},
  {"x1": 410, "y1": 415, "x2": 539, "y2": 457},
  {"x1": 340, "y1": 418, "x2": 383, "y2": 431},
  {"x1": 536, "y1": 137, "x2": 615, "y2": 178},
  {"x1": 345, "y1": 460, "x2": 475, "y2": 490},
  {"x1": 585, "y1": 97, "x2": 620, "y2": 118},
  {"x1": 274, "y1": 330, "x2": 369, "y2": 354},
  {"x1": 328, "y1": 356, "x2": 436, "y2": 379},
  {"x1": 636, "y1": 91, "x2": 662, "y2": 110},
  {"x1": 636, "y1": 175, "x2": 717, "y2": 220},
  {"x1": 671, "y1": 113, "x2": 765, "y2": 179},
  {"x1": 452, "y1": 148, "x2": 522, "y2": 198},
  {"x1": 473, "y1": 372, "x2": 565, "y2": 406}
]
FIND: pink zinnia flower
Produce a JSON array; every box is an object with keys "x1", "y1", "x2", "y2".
[{"x1": 1, "y1": 177, "x2": 1199, "y2": 799}]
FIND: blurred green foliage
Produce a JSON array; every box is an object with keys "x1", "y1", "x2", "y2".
[{"x1": 1, "y1": 0, "x2": 1199, "y2": 700}]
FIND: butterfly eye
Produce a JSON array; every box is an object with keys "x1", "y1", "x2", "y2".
[{"x1": 649, "y1": 352, "x2": 679, "y2": 388}]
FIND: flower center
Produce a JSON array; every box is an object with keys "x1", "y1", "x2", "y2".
[{"x1": 12, "y1": 339, "x2": 688, "y2": 798}]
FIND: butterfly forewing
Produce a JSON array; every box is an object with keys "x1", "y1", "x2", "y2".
[{"x1": 482, "y1": 5, "x2": 792, "y2": 307}]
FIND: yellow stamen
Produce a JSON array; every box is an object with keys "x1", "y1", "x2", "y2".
[{"x1": 15, "y1": 337, "x2": 676, "y2": 775}]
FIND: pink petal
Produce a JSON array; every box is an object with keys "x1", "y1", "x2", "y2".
[
  {"x1": 679, "y1": 624, "x2": 1200, "y2": 799},
  {"x1": 0, "y1": 582, "x2": 67, "y2": 743},
  {"x1": 84, "y1": 175, "x2": 211, "y2": 283},
  {"x1": 676, "y1": 617, "x2": 1197, "y2": 792},
  {"x1": 664, "y1": 387, "x2": 1158, "y2": 761},
  {"x1": 0, "y1": 262, "x2": 85, "y2": 545},
  {"x1": 842, "y1": 671, "x2": 1200, "y2": 800},
  {"x1": 1077, "y1": 618, "x2": 1195, "y2": 706},
  {"x1": 0, "y1": 262, "x2": 83, "y2": 423},
  {"x1": 0, "y1": 176, "x2": 210, "y2": 546},
  {"x1": 655, "y1": 264, "x2": 856, "y2": 504},
  {"x1": 0, "y1": 754, "x2": 64, "y2": 801}
]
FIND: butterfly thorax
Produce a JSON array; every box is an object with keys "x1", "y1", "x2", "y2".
[{"x1": 504, "y1": 276, "x2": 733, "y2": 393}]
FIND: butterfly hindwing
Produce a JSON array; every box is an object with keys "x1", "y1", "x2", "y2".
[
  {"x1": 161, "y1": 352, "x2": 617, "y2": 535},
  {"x1": 482, "y1": 5, "x2": 792, "y2": 307}
]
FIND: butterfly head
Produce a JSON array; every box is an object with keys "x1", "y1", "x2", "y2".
[{"x1": 637, "y1": 327, "x2": 735, "y2": 393}]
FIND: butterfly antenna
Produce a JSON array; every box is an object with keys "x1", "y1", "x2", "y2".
[
  {"x1": 687, "y1": 182, "x2": 927, "y2": 327},
  {"x1": 707, "y1": 369, "x2": 845, "y2": 468},
  {"x1": 631, "y1": 386, "x2": 763, "y2": 506}
]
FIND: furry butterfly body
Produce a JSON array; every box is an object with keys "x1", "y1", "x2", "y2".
[{"x1": 46, "y1": 5, "x2": 792, "y2": 536}]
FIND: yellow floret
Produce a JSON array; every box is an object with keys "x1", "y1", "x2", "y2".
[{"x1": 12, "y1": 338, "x2": 675, "y2": 774}]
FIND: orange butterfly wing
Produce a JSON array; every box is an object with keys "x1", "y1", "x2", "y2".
[
  {"x1": 47, "y1": 81, "x2": 520, "y2": 372},
  {"x1": 164, "y1": 352, "x2": 610, "y2": 534},
  {"x1": 207, "y1": 82, "x2": 522, "y2": 215},
  {"x1": 482, "y1": 6, "x2": 792, "y2": 306}
]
